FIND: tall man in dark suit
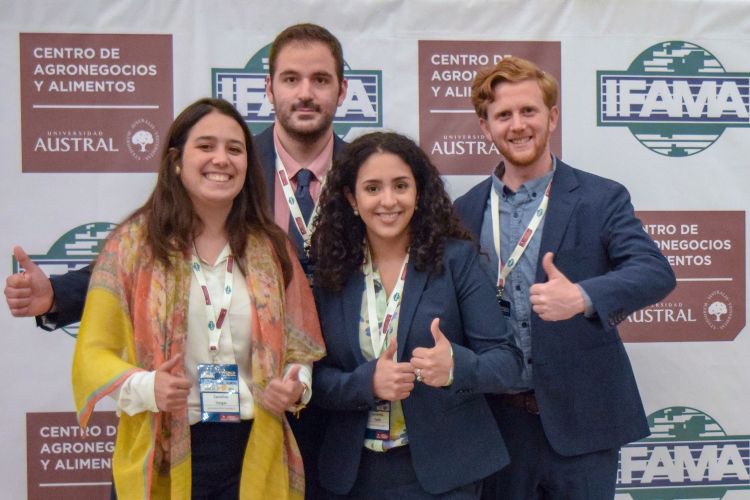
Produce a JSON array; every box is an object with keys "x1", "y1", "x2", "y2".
[
  {"x1": 4, "y1": 23, "x2": 347, "y2": 499},
  {"x1": 453, "y1": 56, "x2": 676, "y2": 499}
]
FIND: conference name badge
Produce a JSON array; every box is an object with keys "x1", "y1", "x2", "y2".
[
  {"x1": 499, "y1": 298, "x2": 512, "y2": 317},
  {"x1": 365, "y1": 400, "x2": 391, "y2": 440},
  {"x1": 198, "y1": 363, "x2": 241, "y2": 423}
]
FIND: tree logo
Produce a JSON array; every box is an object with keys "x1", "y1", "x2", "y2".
[
  {"x1": 212, "y1": 44, "x2": 383, "y2": 137},
  {"x1": 702, "y1": 290, "x2": 734, "y2": 331},
  {"x1": 597, "y1": 41, "x2": 750, "y2": 156},
  {"x1": 10, "y1": 223, "x2": 116, "y2": 338},
  {"x1": 617, "y1": 406, "x2": 750, "y2": 499},
  {"x1": 126, "y1": 118, "x2": 160, "y2": 161}
]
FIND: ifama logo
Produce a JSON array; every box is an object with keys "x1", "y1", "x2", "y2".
[
  {"x1": 597, "y1": 41, "x2": 750, "y2": 157},
  {"x1": 617, "y1": 406, "x2": 750, "y2": 499},
  {"x1": 212, "y1": 45, "x2": 382, "y2": 137},
  {"x1": 11, "y1": 222, "x2": 115, "y2": 338}
]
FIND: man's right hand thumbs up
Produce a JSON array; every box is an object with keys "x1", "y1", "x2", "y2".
[{"x1": 4, "y1": 246, "x2": 54, "y2": 317}]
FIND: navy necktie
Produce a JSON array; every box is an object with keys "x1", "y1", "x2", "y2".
[
  {"x1": 295, "y1": 168, "x2": 315, "y2": 224},
  {"x1": 289, "y1": 169, "x2": 315, "y2": 264}
]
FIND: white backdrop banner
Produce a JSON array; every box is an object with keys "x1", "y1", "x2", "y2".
[{"x1": 1, "y1": 1, "x2": 748, "y2": 498}]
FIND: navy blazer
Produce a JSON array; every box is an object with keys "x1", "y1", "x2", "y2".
[
  {"x1": 45, "y1": 124, "x2": 348, "y2": 329},
  {"x1": 312, "y1": 239, "x2": 523, "y2": 495},
  {"x1": 454, "y1": 160, "x2": 676, "y2": 457},
  {"x1": 254, "y1": 124, "x2": 348, "y2": 209}
]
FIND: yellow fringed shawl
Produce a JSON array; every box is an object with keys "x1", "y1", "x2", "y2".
[{"x1": 72, "y1": 214, "x2": 324, "y2": 499}]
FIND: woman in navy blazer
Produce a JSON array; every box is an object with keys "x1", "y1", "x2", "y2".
[{"x1": 309, "y1": 132, "x2": 523, "y2": 499}]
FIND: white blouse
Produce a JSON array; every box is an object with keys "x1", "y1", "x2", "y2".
[{"x1": 114, "y1": 244, "x2": 312, "y2": 424}]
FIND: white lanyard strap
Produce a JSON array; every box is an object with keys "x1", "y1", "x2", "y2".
[
  {"x1": 490, "y1": 179, "x2": 552, "y2": 293},
  {"x1": 190, "y1": 252, "x2": 234, "y2": 354},
  {"x1": 363, "y1": 247, "x2": 409, "y2": 358},
  {"x1": 274, "y1": 153, "x2": 327, "y2": 244}
]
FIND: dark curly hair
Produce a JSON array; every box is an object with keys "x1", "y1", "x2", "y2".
[{"x1": 311, "y1": 131, "x2": 472, "y2": 290}]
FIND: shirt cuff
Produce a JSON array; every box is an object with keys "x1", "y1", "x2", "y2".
[
  {"x1": 444, "y1": 343, "x2": 454, "y2": 387},
  {"x1": 35, "y1": 313, "x2": 59, "y2": 332},
  {"x1": 576, "y1": 284, "x2": 595, "y2": 317},
  {"x1": 112, "y1": 371, "x2": 158, "y2": 416},
  {"x1": 284, "y1": 363, "x2": 312, "y2": 410}
]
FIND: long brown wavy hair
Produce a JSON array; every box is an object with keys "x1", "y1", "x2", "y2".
[
  {"x1": 311, "y1": 131, "x2": 472, "y2": 291},
  {"x1": 126, "y1": 97, "x2": 292, "y2": 285}
]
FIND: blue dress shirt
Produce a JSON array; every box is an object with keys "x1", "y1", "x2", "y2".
[{"x1": 478, "y1": 159, "x2": 556, "y2": 392}]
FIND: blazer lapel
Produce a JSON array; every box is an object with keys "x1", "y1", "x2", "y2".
[
  {"x1": 396, "y1": 261, "x2": 428, "y2": 361},
  {"x1": 254, "y1": 125, "x2": 278, "y2": 207},
  {"x1": 461, "y1": 177, "x2": 492, "y2": 238},
  {"x1": 332, "y1": 134, "x2": 347, "y2": 160},
  {"x1": 536, "y1": 161, "x2": 579, "y2": 283},
  {"x1": 342, "y1": 271, "x2": 368, "y2": 364}
]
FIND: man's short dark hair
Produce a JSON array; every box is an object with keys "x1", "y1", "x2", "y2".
[{"x1": 269, "y1": 23, "x2": 344, "y2": 86}]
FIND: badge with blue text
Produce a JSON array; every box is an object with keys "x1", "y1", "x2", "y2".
[{"x1": 198, "y1": 364, "x2": 241, "y2": 423}]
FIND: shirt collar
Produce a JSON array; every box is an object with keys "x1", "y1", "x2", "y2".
[
  {"x1": 194, "y1": 242, "x2": 231, "y2": 267},
  {"x1": 491, "y1": 155, "x2": 557, "y2": 197},
  {"x1": 273, "y1": 126, "x2": 334, "y2": 182}
]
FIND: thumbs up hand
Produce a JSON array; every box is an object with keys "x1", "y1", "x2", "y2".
[
  {"x1": 410, "y1": 318, "x2": 454, "y2": 387},
  {"x1": 529, "y1": 252, "x2": 585, "y2": 321},
  {"x1": 263, "y1": 364, "x2": 306, "y2": 416},
  {"x1": 373, "y1": 338, "x2": 415, "y2": 401},
  {"x1": 154, "y1": 353, "x2": 192, "y2": 412},
  {"x1": 4, "y1": 246, "x2": 55, "y2": 317}
]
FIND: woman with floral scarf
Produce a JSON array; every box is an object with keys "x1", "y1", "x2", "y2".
[{"x1": 72, "y1": 98, "x2": 324, "y2": 499}]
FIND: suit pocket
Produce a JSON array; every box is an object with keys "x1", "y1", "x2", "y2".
[{"x1": 568, "y1": 340, "x2": 634, "y2": 427}]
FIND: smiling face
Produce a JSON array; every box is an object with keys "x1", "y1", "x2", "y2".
[
  {"x1": 346, "y1": 152, "x2": 417, "y2": 253},
  {"x1": 266, "y1": 41, "x2": 347, "y2": 144},
  {"x1": 178, "y1": 110, "x2": 248, "y2": 214},
  {"x1": 479, "y1": 79, "x2": 559, "y2": 178}
]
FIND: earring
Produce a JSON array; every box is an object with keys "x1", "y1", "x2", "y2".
[
  {"x1": 175, "y1": 165, "x2": 181, "y2": 176},
  {"x1": 352, "y1": 206, "x2": 359, "y2": 217}
]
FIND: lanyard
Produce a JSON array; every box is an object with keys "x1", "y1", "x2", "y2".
[
  {"x1": 490, "y1": 179, "x2": 552, "y2": 297},
  {"x1": 363, "y1": 247, "x2": 409, "y2": 359},
  {"x1": 274, "y1": 153, "x2": 328, "y2": 245},
  {"x1": 190, "y1": 251, "x2": 234, "y2": 354}
]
